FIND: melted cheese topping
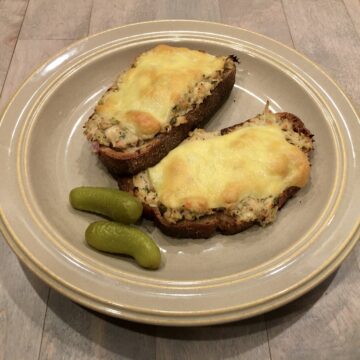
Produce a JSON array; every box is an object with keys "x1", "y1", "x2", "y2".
[
  {"x1": 148, "y1": 125, "x2": 310, "y2": 211},
  {"x1": 95, "y1": 45, "x2": 226, "y2": 139}
]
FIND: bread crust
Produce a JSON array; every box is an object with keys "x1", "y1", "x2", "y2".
[
  {"x1": 117, "y1": 111, "x2": 314, "y2": 239},
  {"x1": 97, "y1": 63, "x2": 236, "y2": 176}
]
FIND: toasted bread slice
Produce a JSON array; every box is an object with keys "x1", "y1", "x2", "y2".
[
  {"x1": 84, "y1": 45, "x2": 237, "y2": 176},
  {"x1": 117, "y1": 104, "x2": 314, "y2": 238}
]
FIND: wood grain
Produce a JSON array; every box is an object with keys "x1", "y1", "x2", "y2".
[
  {"x1": 38, "y1": 290, "x2": 156, "y2": 360},
  {"x1": 282, "y1": 0, "x2": 360, "y2": 107},
  {"x1": 89, "y1": 0, "x2": 155, "y2": 35},
  {"x1": 266, "y1": 254, "x2": 360, "y2": 360},
  {"x1": 155, "y1": 0, "x2": 221, "y2": 21},
  {"x1": 219, "y1": 0, "x2": 293, "y2": 46},
  {"x1": 0, "y1": 237, "x2": 49, "y2": 360},
  {"x1": 1, "y1": 1, "x2": 360, "y2": 359},
  {"x1": 156, "y1": 319, "x2": 271, "y2": 360},
  {"x1": 20, "y1": 0, "x2": 92, "y2": 40},
  {"x1": 343, "y1": 0, "x2": 360, "y2": 38},
  {"x1": 0, "y1": 309, "x2": 6, "y2": 360},
  {"x1": 0, "y1": 0, "x2": 28, "y2": 73}
]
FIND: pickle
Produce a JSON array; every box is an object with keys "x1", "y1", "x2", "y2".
[
  {"x1": 69, "y1": 187, "x2": 142, "y2": 224},
  {"x1": 85, "y1": 221, "x2": 161, "y2": 270}
]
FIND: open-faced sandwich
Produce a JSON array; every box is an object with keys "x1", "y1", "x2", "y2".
[
  {"x1": 118, "y1": 103, "x2": 314, "y2": 238},
  {"x1": 84, "y1": 44, "x2": 237, "y2": 176}
]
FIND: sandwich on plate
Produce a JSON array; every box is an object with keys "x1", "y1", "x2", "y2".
[
  {"x1": 118, "y1": 103, "x2": 314, "y2": 238},
  {"x1": 84, "y1": 44, "x2": 237, "y2": 175}
]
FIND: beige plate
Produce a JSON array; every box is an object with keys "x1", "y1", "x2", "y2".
[{"x1": 0, "y1": 20, "x2": 360, "y2": 326}]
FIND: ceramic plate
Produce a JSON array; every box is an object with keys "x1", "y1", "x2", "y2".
[{"x1": 1, "y1": 21, "x2": 359, "y2": 326}]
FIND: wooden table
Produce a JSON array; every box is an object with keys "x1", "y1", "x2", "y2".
[{"x1": 1, "y1": 1, "x2": 360, "y2": 359}]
